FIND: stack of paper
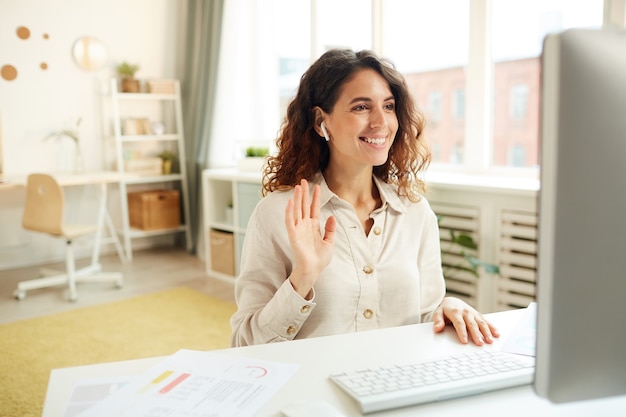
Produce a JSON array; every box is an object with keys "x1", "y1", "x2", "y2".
[{"x1": 65, "y1": 350, "x2": 300, "y2": 417}]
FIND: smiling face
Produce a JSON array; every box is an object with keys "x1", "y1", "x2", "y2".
[{"x1": 322, "y1": 68, "x2": 399, "y2": 173}]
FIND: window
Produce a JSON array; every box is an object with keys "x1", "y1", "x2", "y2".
[
  {"x1": 427, "y1": 91, "x2": 442, "y2": 123},
  {"x1": 316, "y1": 0, "x2": 372, "y2": 54},
  {"x1": 509, "y1": 144, "x2": 526, "y2": 167},
  {"x1": 383, "y1": 0, "x2": 469, "y2": 166},
  {"x1": 452, "y1": 88, "x2": 465, "y2": 120},
  {"x1": 273, "y1": 0, "x2": 312, "y2": 127},
  {"x1": 509, "y1": 84, "x2": 529, "y2": 120},
  {"x1": 217, "y1": 0, "x2": 609, "y2": 173},
  {"x1": 451, "y1": 143, "x2": 463, "y2": 165},
  {"x1": 490, "y1": 0, "x2": 604, "y2": 168}
]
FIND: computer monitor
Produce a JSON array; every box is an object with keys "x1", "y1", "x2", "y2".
[{"x1": 535, "y1": 28, "x2": 626, "y2": 403}]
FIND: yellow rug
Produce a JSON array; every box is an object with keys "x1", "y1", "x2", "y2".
[{"x1": 0, "y1": 287, "x2": 236, "y2": 417}]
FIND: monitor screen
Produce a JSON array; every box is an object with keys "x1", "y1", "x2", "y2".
[{"x1": 535, "y1": 28, "x2": 626, "y2": 403}]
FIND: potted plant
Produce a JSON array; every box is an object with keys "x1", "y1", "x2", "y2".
[
  {"x1": 238, "y1": 146, "x2": 270, "y2": 172},
  {"x1": 43, "y1": 117, "x2": 84, "y2": 173},
  {"x1": 158, "y1": 150, "x2": 176, "y2": 175},
  {"x1": 225, "y1": 200, "x2": 234, "y2": 224},
  {"x1": 244, "y1": 146, "x2": 269, "y2": 158},
  {"x1": 116, "y1": 62, "x2": 140, "y2": 92}
]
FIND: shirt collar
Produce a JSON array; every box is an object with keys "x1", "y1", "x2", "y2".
[
  {"x1": 313, "y1": 171, "x2": 408, "y2": 214},
  {"x1": 373, "y1": 175, "x2": 407, "y2": 214}
]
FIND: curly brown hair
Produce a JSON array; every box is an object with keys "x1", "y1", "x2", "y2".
[{"x1": 263, "y1": 49, "x2": 430, "y2": 201}]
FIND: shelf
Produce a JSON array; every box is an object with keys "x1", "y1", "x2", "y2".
[
  {"x1": 127, "y1": 225, "x2": 188, "y2": 239},
  {"x1": 116, "y1": 92, "x2": 176, "y2": 100},
  {"x1": 125, "y1": 174, "x2": 184, "y2": 184},
  {"x1": 208, "y1": 269, "x2": 239, "y2": 285},
  {"x1": 120, "y1": 134, "x2": 180, "y2": 142},
  {"x1": 110, "y1": 78, "x2": 192, "y2": 260},
  {"x1": 209, "y1": 222, "x2": 235, "y2": 233},
  {"x1": 202, "y1": 168, "x2": 263, "y2": 279}
]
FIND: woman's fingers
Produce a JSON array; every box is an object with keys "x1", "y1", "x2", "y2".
[
  {"x1": 301, "y1": 179, "x2": 310, "y2": 219},
  {"x1": 285, "y1": 198, "x2": 295, "y2": 233},
  {"x1": 310, "y1": 183, "x2": 321, "y2": 220},
  {"x1": 290, "y1": 179, "x2": 320, "y2": 222},
  {"x1": 285, "y1": 179, "x2": 318, "y2": 235},
  {"x1": 459, "y1": 312, "x2": 499, "y2": 345},
  {"x1": 293, "y1": 183, "x2": 302, "y2": 222},
  {"x1": 433, "y1": 297, "x2": 500, "y2": 346}
]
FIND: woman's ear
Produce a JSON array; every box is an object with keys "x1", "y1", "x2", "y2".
[{"x1": 312, "y1": 106, "x2": 326, "y2": 138}]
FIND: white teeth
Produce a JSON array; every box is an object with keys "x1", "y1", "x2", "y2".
[{"x1": 362, "y1": 137, "x2": 385, "y2": 145}]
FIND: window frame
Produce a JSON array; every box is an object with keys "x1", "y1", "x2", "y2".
[
  {"x1": 375, "y1": 0, "x2": 620, "y2": 178},
  {"x1": 303, "y1": 0, "x2": 625, "y2": 179}
]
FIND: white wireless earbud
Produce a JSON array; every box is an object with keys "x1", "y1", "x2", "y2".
[{"x1": 320, "y1": 122, "x2": 330, "y2": 142}]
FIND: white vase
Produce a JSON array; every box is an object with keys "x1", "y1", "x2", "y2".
[
  {"x1": 73, "y1": 146, "x2": 84, "y2": 173},
  {"x1": 237, "y1": 157, "x2": 266, "y2": 172},
  {"x1": 225, "y1": 207, "x2": 234, "y2": 224}
]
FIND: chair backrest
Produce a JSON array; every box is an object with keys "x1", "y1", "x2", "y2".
[{"x1": 22, "y1": 173, "x2": 64, "y2": 236}]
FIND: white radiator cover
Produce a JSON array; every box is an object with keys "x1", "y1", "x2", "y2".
[
  {"x1": 426, "y1": 176, "x2": 538, "y2": 312},
  {"x1": 430, "y1": 202, "x2": 480, "y2": 308},
  {"x1": 497, "y1": 210, "x2": 538, "y2": 310}
]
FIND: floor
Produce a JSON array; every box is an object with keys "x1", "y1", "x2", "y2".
[{"x1": 0, "y1": 247, "x2": 236, "y2": 325}]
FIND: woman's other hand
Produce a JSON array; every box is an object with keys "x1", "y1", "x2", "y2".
[
  {"x1": 432, "y1": 297, "x2": 500, "y2": 345},
  {"x1": 285, "y1": 179, "x2": 336, "y2": 298}
]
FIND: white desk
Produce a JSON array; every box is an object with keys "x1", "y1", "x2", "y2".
[{"x1": 42, "y1": 308, "x2": 626, "y2": 416}]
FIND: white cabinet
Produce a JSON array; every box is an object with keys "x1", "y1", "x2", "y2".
[
  {"x1": 110, "y1": 78, "x2": 192, "y2": 260},
  {"x1": 201, "y1": 168, "x2": 539, "y2": 313},
  {"x1": 202, "y1": 168, "x2": 262, "y2": 282}
]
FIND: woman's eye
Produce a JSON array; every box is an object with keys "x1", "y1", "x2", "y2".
[
  {"x1": 384, "y1": 103, "x2": 395, "y2": 111},
  {"x1": 353, "y1": 104, "x2": 368, "y2": 111}
]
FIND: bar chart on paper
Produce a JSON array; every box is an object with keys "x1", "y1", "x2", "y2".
[{"x1": 76, "y1": 350, "x2": 300, "y2": 417}]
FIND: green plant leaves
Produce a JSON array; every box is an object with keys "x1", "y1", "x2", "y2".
[
  {"x1": 439, "y1": 216, "x2": 500, "y2": 278},
  {"x1": 449, "y1": 230, "x2": 478, "y2": 250}
]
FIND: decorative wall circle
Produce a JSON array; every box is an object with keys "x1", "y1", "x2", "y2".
[
  {"x1": 16, "y1": 26, "x2": 30, "y2": 40},
  {"x1": 1, "y1": 65, "x2": 18, "y2": 81}
]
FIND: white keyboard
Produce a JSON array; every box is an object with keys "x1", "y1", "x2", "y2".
[{"x1": 329, "y1": 350, "x2": 535, "y2": 414}]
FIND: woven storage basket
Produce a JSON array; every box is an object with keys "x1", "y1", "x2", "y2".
[{"x1": 128, "y1": 189, "x2": 180, "y2": 230}]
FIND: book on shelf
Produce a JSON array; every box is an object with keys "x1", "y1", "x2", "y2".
[{"x1": 146, "y1": 79, "x2": 176, "y2": 94}]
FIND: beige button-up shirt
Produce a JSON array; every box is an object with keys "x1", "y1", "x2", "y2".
[{"x1": 230, "y1": 173, "x2": 445, "y2": 347}]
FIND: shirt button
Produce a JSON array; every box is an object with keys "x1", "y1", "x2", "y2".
[
  {"x1": 373, "y1": 226, "x2": 382, "y2": 235},
  {"x1": 286, "y1": 325, "x2": 297, "y2": 335},
  {"x1": 300, "y1": 305, "x2": 311, "y2": 314},
  {"x1": 363, "y1": 265, "x2": 374, "y2": 274},
  {"x1": 363, "y1": 309, "x2": 374, "y2": 319}
]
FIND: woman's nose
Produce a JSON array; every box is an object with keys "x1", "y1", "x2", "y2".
[{"x1": 370, "y1": 107, "x2": 388, "y2": 129}]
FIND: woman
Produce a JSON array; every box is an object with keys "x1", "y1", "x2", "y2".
[{"x1": 230, "y1": 49, "x2": 499, "y2": 347}]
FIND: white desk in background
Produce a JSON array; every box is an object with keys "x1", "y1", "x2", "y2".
[
  {"x1": 4, "y1": 171, "x2": 132, "y2": 267},
  {"x1": 42, "y1": 308, "x2": 626, "y2": 417}
]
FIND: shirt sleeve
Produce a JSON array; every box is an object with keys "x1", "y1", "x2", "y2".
[
  {"x1": 417, "y1": 204, "x2": 446, "y2": 322},
  {"x1": 229, "y1": 198, "x2": 317, "y2": 347}
]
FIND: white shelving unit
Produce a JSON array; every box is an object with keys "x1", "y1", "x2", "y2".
[
  {"x1": 110, "y1": 78, "x2": 192, "y2": 260},
  {"x1": 202, "y1": 168, "x2": 263, "y2": 282}
]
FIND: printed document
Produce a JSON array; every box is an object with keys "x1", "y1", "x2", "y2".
[
  {"x1": 500, "y1": 302, "x2": 537, "y2": 357},
  {"x1": 77, "y1": 349, "x2": 300, "y2": 417}
]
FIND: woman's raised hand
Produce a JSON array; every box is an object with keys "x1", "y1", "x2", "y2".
[{"x1": 285, "y1": 179, "x2": 336, "y2": 298}]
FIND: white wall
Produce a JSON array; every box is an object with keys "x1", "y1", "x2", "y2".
[{"x1": 0, "y1": 0, "x2": 186, "y2": 270}]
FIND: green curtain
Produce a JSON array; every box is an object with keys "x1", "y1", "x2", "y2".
[{"x1": 181, "y1": 0, "x2": 225, "y2": 253}]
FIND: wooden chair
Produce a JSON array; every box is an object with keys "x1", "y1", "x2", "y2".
[{"x1": 14, "y1": 173, "x2": 123, "y2": 301}]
